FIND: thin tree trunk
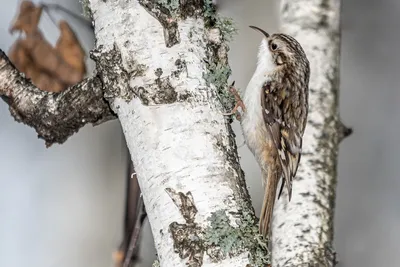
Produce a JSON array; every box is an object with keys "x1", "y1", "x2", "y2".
[{"x1": 271, "y1": 0, "x2": 341, "y2": 266}]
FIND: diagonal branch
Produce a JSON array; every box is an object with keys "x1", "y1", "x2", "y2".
[{"x1": 0, "y1": 50, "x2": 116, "y2": 147}]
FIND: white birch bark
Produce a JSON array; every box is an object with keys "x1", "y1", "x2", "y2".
[
  {"x1": 271, "y1": 0, "x2": 341, "y2": 266},
  {"x1": 87, "y1": 1, "x2": 263, "y2": 266}
]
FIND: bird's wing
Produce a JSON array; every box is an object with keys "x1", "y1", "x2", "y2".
[{"x1": 260, "y1": 80, "x2": 303, "y2": 201}]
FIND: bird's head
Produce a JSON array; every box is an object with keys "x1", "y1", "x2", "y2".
[{"x1": 250, "y1": 26, "x2": 309, "y2": 73}]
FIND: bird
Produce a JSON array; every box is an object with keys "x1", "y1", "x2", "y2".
[{"x1": 226, "y1": 26, "x2": 310, "y2": 237}]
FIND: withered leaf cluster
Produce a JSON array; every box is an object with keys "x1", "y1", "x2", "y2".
[{"x1": 8, "y1": 1, "x2": 86, "y2": 92}]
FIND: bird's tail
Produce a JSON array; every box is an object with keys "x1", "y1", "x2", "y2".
[{"x1": 259, "y1": 169, "x2": 279, "y2": 238}]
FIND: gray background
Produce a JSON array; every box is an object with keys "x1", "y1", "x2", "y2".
[{"x1": 0, "y1": 0, "x2": 398, "y2": 266}]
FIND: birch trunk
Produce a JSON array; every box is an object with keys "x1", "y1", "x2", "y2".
[
  {"x1": 271, "y1": 0, "x2": 341, "y2": 266},
  {"x1": 87, "y1": 1, "x2": 267, "y2": 266}
]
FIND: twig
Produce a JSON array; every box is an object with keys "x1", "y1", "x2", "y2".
[
  {"x1": 122, "y1": 197, "x2": 147, "y2": 267},
  {"x1": 114, "y1": 154, "x2": 147, "y2": 267}
]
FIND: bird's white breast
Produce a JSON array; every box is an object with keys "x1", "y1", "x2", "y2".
[
  {"x1": 241, "y1": 39, "x2": 275, "y2": 160},
  {"x1": 241, "y1": 71, "x2": 268, "y2": 157}
]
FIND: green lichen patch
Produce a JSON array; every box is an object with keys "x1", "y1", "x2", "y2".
[
  {"x1": 79, "y1": 0, "x2": 92, "y2": 20},
  {"x1": 155, "y1": 0, "x2": 214, "y2": 20},
  {"x1": 215, "y1": 17, "x2": 237, "y2": 42},
  {"x1": 202, "y1": 0, "x2": 238, "y2": 41},
  {"x1": 156, "y1": 0, "x2": 180, "y2": 14},
  {"x1": 203, "y1": 0, "x2": 217, "y2": 24},
  {"x1": 204, "y1": 208, "x2": 270, "y2": 266},
  {"x1": 152, "y1": 259, "x2": 160, "y2": 267},
  {"x1": 203, "y1": 61, "x2": 235, "y2": 112},
  {"x1": 201, "y1": 2, "x2": 238, "y2": 116}
]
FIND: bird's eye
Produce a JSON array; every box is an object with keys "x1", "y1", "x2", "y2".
[{"x1": 271, "y1": 43, "x2": 278, "y2": 50}]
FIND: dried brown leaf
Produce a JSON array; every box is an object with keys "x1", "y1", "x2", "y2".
[
  {"x1": 8, "y1": 1, "x2": 87, "y2": 93},
  {"x1": 56, "y1": 20, "x2": 86, "y2": 75},
  {"x1": 9, "y1": 1, "x2": 42, "y2": 35}
]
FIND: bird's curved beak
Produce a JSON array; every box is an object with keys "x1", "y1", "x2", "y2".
[{"x1": 249, "y1": 25, "x2": 270, "y2": 38}]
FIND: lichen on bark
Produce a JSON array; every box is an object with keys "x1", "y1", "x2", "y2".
[
  {"x1": 201, "y1": 5, "x2": 238, "y2": 114},
  {"x1": 79, "y1": 0, "x2": 93, "y2": 20},
  {"x1": 203, "y1": 205, "x2": 269, "y2": 267},
  {"x1": 167, "y1": 188, "x2": 269, "y2": 267}
]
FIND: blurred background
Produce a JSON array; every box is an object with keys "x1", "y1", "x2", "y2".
[{"x1": 0, "y1": 0, "x2": 399, "y2": 266}]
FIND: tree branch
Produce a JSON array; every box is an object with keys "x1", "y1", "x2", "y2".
[{"x1": 0, "y1": 50, "x2": 115, "y2": 147}]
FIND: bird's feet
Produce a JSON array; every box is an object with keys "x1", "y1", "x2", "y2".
[
  {"x1": 112, "y1": 250, "x2": 124, "y2": 267},
  {"x1": 223, "y1": 81, "x2": 246, "y2": 121}
]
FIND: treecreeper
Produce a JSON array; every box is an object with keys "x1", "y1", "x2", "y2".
[{"x1": 225, "y1": 26, "x2": 310, "y2": 238}]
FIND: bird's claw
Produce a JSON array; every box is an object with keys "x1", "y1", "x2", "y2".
[
  {"x1": 223, "y1": 81, "x2": 246, "y2": 121},
  {"x1": 222, "y1": 103, "x2": 243, "y2": 121}
]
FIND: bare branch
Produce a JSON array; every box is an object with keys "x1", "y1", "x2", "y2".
[{"x1": 0, "y1": 50, "x2": 115, "y2": 147}]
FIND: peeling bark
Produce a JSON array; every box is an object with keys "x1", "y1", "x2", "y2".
[
  {"x1": 271, "y1": 0, "x2": 342, "y2": 266},
  {"x1": 138, "y1": 0, "x2": 180, "y2": 47},
  {"x1": 0, "y1": 50, "x2": 115, "y2": 146},
  {"x1": 166, "y1": 188, "x2": 204, "y2": 266}
]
